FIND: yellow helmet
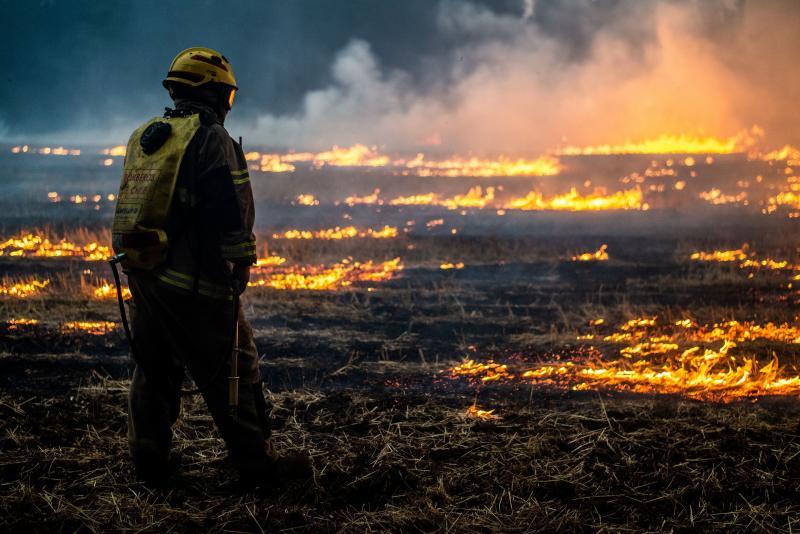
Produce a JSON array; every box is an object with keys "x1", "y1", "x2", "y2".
[{"x1": 163, "y1": 47, "x2": 238, "y2": 90}]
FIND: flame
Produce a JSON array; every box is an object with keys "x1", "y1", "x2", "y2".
[
  {"x1": 11, "y1": 145, "x2": 80, "y2": 156},
  {"x1": 0, "y1": 232, "x2": 111, "y2": 261},
  {"x1": 294, "y1": 194, "x2": 319, "y2": 206},
  {"x1": 246, "y1": 144, "x2": 561, "y2": 176},
  {"x1": 572, "y1": 244, "x2": 609, "y2": 262},
  {"x1": 444, "y1": 316, "x2": 800, "y2": 401},
  {"x1": 249, "y1": 258, "x2": 403, "y2": 290},
  {"x1": 255, "y1": 255, "x2": 287, "y2": 267},
  {"x1": 271, "y1": 226, "x2": 398, "y2": 240},
  {"x1": 386, "y1": 186, "x2": 496, "y2": 210},
  {"x1": 334, "y1": 185, "x2": 646, "y2": 212},
  {"x1": 92, "y1": 282, "x2": 131, "y2": 300},
  {"x1": 7, "y1": 318, "x2": 39, "y2": 330},
  {"x1": 751, "y1": 145, "x2": 800, "y2": 166},
  {"x1": 342, "y1": 189, "x2": 383, "y2": 206},
  {"x1": 557, "y1": 130, "x2": 758, "y2": 156},
  {"x1": 505, "y1": 188, "x2": 645, "y2": 211},
  {"x1": 60, "y1": 321, "x2": 118, "y2": 335},
  {"x1": 465, "y1": 404, "x2": 497, "y2": 419},
  {"x1": 102, "y1": 145, "x2": 127, "y2": 156},
  {"x1": 440, "y1": 262, "x2": 465, "y2": 270},
  {"x1": 401, "y1": 154, "x2": 562, "y2": 177},
  {"x1": 690, "y1": 246, "x2": 800, "y2": 276},
  {"x1": 690, "y1": 247, "x2": 750, "y2": 262},
  {"x1": 0, "y1": 279, "x2": 50, "y2": 298}
]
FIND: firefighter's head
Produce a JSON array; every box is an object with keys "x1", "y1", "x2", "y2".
[{"x1": 163, "y1": 47, "x2": 238, "y2": 115}]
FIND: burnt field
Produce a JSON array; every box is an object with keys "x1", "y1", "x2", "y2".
[
  {"x1": 3, "y1": 216, "x2": 800, "y2": 531},
  {"x1": 2, "y1": 146, "x2": 800, "y2": 531}
]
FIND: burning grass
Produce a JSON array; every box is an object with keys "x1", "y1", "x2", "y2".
[
  {"x1": 0, "y1": 277, "x2": 51, "y2": 298},
  {"x1": 245, "y1": 143, "x2": 562, "y2": 177},
  {"x1": 556, "y1": 129, "x2": 758, "y2": 156},
  {"x1": 572, "y1": 244, "x2": 609, "y2": 262},
  {"x1": 271, "y1": 225, "x2": 398, "y2": 240},
  {"x1": 447, "y1": 316, "x2": 800, "y2": 402},
  {"x1": 0, "y1": 229, "x2": 111, "y2": 261},
  {"x1": 249, "y1": 257, "x2": 403, "y2": 291}
]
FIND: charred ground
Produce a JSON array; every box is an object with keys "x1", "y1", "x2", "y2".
[{"x1": 3, "y1": 227, "x2": 800, "y2": 531}]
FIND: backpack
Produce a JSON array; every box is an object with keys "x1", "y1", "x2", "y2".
[{"x1": 112, "y1": 114, "x2": 201, "y2": 270}]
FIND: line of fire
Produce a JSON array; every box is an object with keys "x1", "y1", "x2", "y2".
[{"x1": 3, "y1": 0, "x2": 800, "y2": 531}]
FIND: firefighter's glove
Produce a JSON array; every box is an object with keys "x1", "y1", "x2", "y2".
[{"x1": 232, "y1": 263, "x2": 250, "y2": 294}]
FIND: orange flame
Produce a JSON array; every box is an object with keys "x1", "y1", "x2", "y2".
[
  {"x1": 249, "y1": 258, "x2": 402, "y2": 291},
  {"x1": 246, "y1": 144, "x2": 561, "y2": 177},
  {"x1": 272, "y1": 226, "x2": 398, "y2": 240},
  {"x1": 572, "y1": 244, "x2": 609, "y2": 262},
  {"x1": 445, "y1": 316, "x2": 800, "y2": 401},
  {"x1": 506, "y1": 188, "x2": 645, "y2": 211},
  {"x1": 557, "y1": 129, "x2": 759, "y2": 156},
  {"x1": 60, "y1": 321, "x2": 118, "y2": 335},
  {"x1": 0, "y1": 232, "x2": 111, "y2": 261},
  {"x1": 0, "y1": 279, "x2": 50, "y2": 298}
]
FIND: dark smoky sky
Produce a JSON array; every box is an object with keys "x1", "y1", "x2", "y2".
[{"x1": 1, "y1": 0, "x2": 799, "y2": 151}]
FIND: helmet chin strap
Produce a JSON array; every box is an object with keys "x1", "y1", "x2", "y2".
[{"x1": 167, "y1": 84, "x2": 231, "y2": 121}]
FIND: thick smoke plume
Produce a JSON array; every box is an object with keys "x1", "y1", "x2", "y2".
[{"x1": 248, "y1": 0, "x2": 800, "y2": 154}]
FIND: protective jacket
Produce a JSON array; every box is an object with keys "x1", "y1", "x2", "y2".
[{"x1": 116, "y1": 99, "x2": 256, "y2": 299}]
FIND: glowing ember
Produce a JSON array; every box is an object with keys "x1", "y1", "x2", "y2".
[
  {"x1": 249, "y1": 258, "x2": 402, "y2": 291},
  {"x1": 699, "y1": 189, "x2": 748, "y2": 205},
  {"x1": 505, "y1": 188, "x2": 645, "y2": 211},
  {"x1": 294, "y1": 194, "x2": 320, "y2": 206},
  {"x1": 572, "y1": 244, "x2": 609, "y2": 262},
  {"x1": 60, "y1": 321, "x2": 118, "y2": 335},
  {"x1": 342, "y1": 189, "x2": 382, "y2": 206},
  {"x1": 7, "y1": 318, "x2": 39, "y2": 330},
  {"x1": 448, "y1": 359, "x2": 512, "y2": 382},
  {"x1": 690, "y1": 247, "x2": 750, "y2": 262},
  {"x1": 0, "y1": 279, "x2": 50, "y2": 298},
  {"x1": 440, "y1": 262, "x2": 465, "y2": 270},
  {"x1": 11, "y1": 145, "x2": 81, "y2": 156},
  {"x1": 92, "y1": 282, "x2": 131, "y2": 300},
  {"x1": 465, "y1": 404, "x2": 497, "y2": 419},
  {"x1": 0, "y1": 232, "x2": 111, "y2": 261},
  {"x1": 102, "y1": 145, "x2": 127, "y2": 157},
  {"x1": 255, "y1": 255, "x2": 287, "y2": 267},
  {"x1": 271, "y1": 226, "x2": 398, "y2": 240}
]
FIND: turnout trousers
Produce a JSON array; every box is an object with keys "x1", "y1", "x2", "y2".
[{"x1": 126, "y1": 274, "x2": 270, "y2": 476}]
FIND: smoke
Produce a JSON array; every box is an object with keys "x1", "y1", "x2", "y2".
[{"x1": 247, "y1": 0, "x2": 800, "y2": 153}]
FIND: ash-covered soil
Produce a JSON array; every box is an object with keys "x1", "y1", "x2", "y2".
[{"x1": 3, "y1": 233, "x2": 800, "y2": 531}]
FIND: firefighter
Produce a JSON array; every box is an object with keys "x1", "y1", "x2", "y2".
[{"x1": 112, "y1": 47, "x2": 306, "y2": 487}]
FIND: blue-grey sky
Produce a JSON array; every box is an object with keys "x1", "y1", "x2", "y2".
[{"x1": 2, "y1": 0, "x2": 798, "y2": 152}]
